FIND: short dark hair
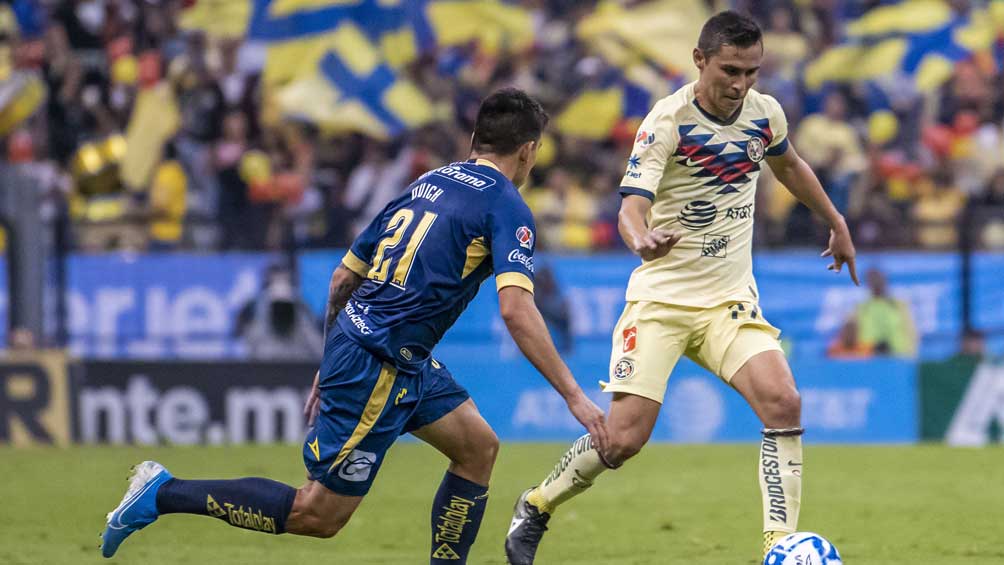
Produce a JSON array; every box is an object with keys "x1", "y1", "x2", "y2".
[
  {"x1": 697, "y1": 11, "x2": 762, "y2": 57},
  {"x1": 471, "y1": 87, "x2": 549, "y2": 156}
]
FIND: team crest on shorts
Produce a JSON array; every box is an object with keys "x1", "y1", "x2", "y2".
[
  {"x1": 746, "y1": 136, "x2": 765, "y2": 162},
  {"x1": 623, "y1": 326, "x2": 638, "y2": 353},
  {"x1": 613, "y1": 358, "x2": 635, "y2": 380}
]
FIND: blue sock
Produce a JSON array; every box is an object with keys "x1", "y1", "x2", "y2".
[
  {"x1": 155, "y1": 477, "x2": 297, "y2": 534},
  {"x1": 430, "y1": 471, "x2": 489, "y2": 564}
]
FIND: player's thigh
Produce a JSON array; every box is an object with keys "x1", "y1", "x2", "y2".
[
  {"x1": 730, "y1": 349, "x2": 800, "y2": 427},
  {"x1": 606, "y1": 392, "x2": 662, "y2": 456},
  {"x1": 410, "y1": 398, "x2": 498, "y2": 467},
  {"x1": 304, "y1": 336, "x2": 416, "y2": 497},
  {"x1": 603, "y1": 301, "x2": 691, "y2": 404},
  {"x1": 406, "y1": 360, "x2": 494, "y2": 471},
  {"x1": 693, "y1": 301, "x2": 783, "y2": 383}
]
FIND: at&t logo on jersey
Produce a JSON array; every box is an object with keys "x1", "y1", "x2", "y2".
[
  {"x1": 516, "y1": 226, "x2": 534, "y2": 249},
  {"x1": 679, "y1": 200, "x2": 718, "y2": 230}
]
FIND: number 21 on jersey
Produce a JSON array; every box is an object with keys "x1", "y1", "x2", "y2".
[{"x1": 368, "y1": 208, "x2": 438, "y2": 289}]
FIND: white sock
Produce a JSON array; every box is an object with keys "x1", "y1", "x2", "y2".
[
  {"x1": 759, "y1": 428, "x2": 803, "y2": 535},
  {"x1": 527, "y1": 435, "x2": 614, "y2": 514}
]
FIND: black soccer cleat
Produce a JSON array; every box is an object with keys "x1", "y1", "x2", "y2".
[{"x1": 505, "y1": 488, "x2": 551, "y2": 565}]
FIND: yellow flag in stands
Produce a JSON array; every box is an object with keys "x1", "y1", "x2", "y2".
[
  {"x1": 179, "y1": 0, "x2": 534, "y2": 137},
  {"x1": 804, "y1": 0, "x2": 1004, "y2": 93},
  {"x1": 121, "y1": 83, "x2": 181, "y2": 191}
]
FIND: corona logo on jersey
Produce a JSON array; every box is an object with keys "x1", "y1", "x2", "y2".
[
  {"x1": 433, "y1": 495, "x2": 476, "y2": 559},
  {"x1": 623, "y1": 326, "x2": 638, "y2": 353},
  {"x1": 516, "y1": 226, "x2": 534, "y2": 249}
]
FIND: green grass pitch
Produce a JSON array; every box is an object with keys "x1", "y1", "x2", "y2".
[{"x1": 1, "y1": 443, "x2": 1001, "y2": 564}]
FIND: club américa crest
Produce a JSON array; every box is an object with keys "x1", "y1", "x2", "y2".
[{"x1": 746, "y1": 137, "x2": 765, "y2": 162}]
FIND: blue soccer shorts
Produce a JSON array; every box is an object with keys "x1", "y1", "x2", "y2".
[{"x1": 302, "y1": 328, "x2": 470, "y2": 496}]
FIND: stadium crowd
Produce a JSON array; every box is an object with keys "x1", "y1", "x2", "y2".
[{"x1": 1, "y1": 0, "x2": 1004, "y2": 255}]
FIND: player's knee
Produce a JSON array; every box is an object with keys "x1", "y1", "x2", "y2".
[
  {"x1": 464, "y1": 429, "x2": 500, "y2": 470},
  {"x1": 763, "y1": 387, "x2": 801, "y2": 427},
  {"x1": 606, "y1": 432, "x2": 646, "y2": 466}
]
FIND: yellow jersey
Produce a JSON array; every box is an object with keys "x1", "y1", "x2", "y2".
[{"x1": 619, "y1": 82, "x2": 789, "y2": 308}]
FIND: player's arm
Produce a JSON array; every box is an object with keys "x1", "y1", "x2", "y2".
[
  {"x1": 322, "y1": 264, "x2": 365, "y2": 332},
  {"x1": 618, "y1": 195, "x2": 682, "y2": 261},
  {"x1": 617, "y1": 105, "x2": 681, "y2": 261},
  {"x1": 765, "y1": 144, "x2": 859, "y2": 285},
  {"x1": 487, "y1": 198, "x2": 608, "y2": 451},
  {"x1": 497, "y1": 285, "x2": 608, "y2": 452},
  {"x1": 304, "y1": 217, "x2": 380, "y2": 424}
]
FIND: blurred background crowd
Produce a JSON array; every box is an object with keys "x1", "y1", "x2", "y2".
[{"x1": 2, "y1": 0, "x2": 1004, "y2": 256}]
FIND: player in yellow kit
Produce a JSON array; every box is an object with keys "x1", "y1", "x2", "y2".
[{"x1": 504, "y1": 11, "x2": 859, "y2": 564}]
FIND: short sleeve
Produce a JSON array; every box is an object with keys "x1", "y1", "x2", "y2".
[
  {"x1": 342, "y1": 212, "x2": 383, "y2": 277},
  {"x1": 619, "y1": 104, "x2": 678, "y2": 201},
  {"x1": 764, "y1": 95, "x2": 790, "y2": 157},
  {"x1": 486, "y1": 193, "x2": 535, "y2": 294}
]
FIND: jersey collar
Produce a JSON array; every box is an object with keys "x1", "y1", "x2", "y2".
[
  {"x1": 467, "y1": 158, "x2": 502, "y2": 172},
  {"x1": 692, "y1": 97, "x2": 744, "y2": 126}
]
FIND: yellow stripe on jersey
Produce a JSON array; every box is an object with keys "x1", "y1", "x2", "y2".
[
  {"x1": 329, "y1": 363, "x2": 397, "y2": 471},
  {"x1": 462, "y1": 237, "x2": 489, "y2": 278},
  {"x1": 496, "y1": 272, "x2": 534, "y2": 294},
  {"x1": 342, "y1": 250, "x2": 370, "y2": 278}
]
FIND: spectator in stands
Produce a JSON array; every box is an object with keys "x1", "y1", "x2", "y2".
[
  {"x1": 762, "y1": 6, "x2": 808, "y2": 84},
  {"x1": 794, "y1": 90, "x2": 867, "y2": 214},
  {"x1": 525, "y1": 166, "x2": 596, "y2": 251},
  {"x1": 8, "y1": 327, "x2": 37, "y2": 351},
  {"x1": 147, "y1": 143, "x2": 187, "y2": 250},
  {"x1": 912, "y1": 167, "x2": 966, "y2": 249},
  {"x1": 826, "y1": 318, "x2": 873, "y2": 359},
  {"x1": 958, "y1": 328, "x2": 987, "y2": 359},
  {"x1": 237, "y1": 266, "x2": 323, "y2": 361},
  {"x1": 855, "y1": 268, "x2": 918, "y2": 357}
]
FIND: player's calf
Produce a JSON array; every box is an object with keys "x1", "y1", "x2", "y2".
[
  {"x1": 759, "y1": 427, "x2": 803, "y2": 558},
  {"x1": 156, "y1": 475, "x2": 298, "y2": 534},
  {"x1": 285, "y1": 480, "x2": 362, "y2": 538}
]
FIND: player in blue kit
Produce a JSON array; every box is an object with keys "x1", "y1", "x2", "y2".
[{"x1": 100, "y1": 88, "x2": 608, "y2": 564}]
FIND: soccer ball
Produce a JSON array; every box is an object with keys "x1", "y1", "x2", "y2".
[{"x1": 764, "y1": 532, "x2": 842, "y2": 565}]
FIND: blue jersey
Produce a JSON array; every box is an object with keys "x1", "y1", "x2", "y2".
[{"x1": 335, "y1": 158, "x2": 536, "y2": 370}]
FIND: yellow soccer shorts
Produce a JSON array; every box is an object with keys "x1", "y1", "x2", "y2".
[{"x1": 603, "y1": 301, "x2": 783, "y2": 403}]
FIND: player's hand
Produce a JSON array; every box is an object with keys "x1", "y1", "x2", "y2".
[
  {"x1": 304, "y1": 371, "x2": 321, "y2": 427},
  {"x1": 566, "y1": 392, "x2": 609, "y2": 454},
  {"x1": 822, "y1": 224, "x2": 859, "y2": 286},
  {"x1": 634, "y1": 229, "x2": 682, "y2": 261}
]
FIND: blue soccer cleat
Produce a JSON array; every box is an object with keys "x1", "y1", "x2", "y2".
[{"x1": 101, "y1": 461, "x2": 173, "y2": 558}]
